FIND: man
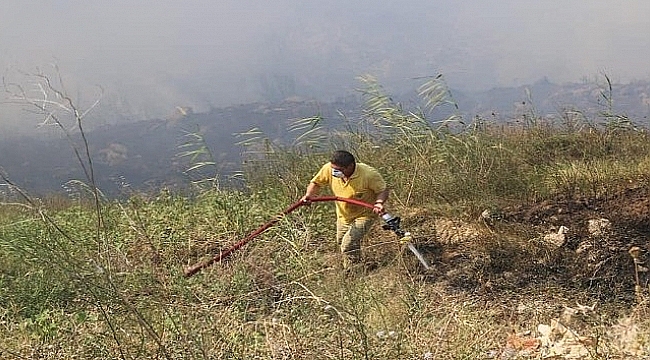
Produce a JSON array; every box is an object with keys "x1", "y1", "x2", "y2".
[{"x1": 301, "y1": 150, "x2": 389, "y2": 270}]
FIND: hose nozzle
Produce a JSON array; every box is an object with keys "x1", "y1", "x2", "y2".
[{"x1": 381, "y1": 212, "x2": 406, "y2": 237}]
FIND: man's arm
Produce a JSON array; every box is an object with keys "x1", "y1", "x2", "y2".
[
  {"x1": 373, "y1": 188, "x2": 389, "y2": 214},
  {"x1": 301, "y1": 182, "x2": 321, "y2": 203},
  {"x1": 375, "y1": 188, "x2": 389, "y2": 203}
]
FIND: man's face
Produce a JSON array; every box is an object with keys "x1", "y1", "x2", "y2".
[{"x1": 331, "y1": 163, "x2": 354, "y2": 177}]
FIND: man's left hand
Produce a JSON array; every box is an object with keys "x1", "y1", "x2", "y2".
[{"x1": 373, "y1": 203, "x2": 384, "y2": 214}]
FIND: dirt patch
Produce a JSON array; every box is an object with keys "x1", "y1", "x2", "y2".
[
  {"x1": 397, "y1": 185, "x2": 650, "y2": 306},
  {"x1": 504, "y1": 186, "x2": 650, "y2": 231}
]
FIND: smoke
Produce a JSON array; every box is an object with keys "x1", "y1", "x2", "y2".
[{"x1": 2, "y1": 0, "x2": 650, "y2": 135}]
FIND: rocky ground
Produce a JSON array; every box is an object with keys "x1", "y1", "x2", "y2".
[
  {"x1": 376, "y1": 185, "x2": 650, "y2": 357},
  {"x1": 381, "y1": 184, "x2": 650, "y2": 306}
]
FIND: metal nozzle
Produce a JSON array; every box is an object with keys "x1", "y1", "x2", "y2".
[
  {"x1": 381, "y1": 213, "x2": 406, "y2": 237},
  {"x1": 382, "y1": 214, "x2": 431, "y2": 270}
]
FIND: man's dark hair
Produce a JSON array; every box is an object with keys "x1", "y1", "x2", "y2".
[{"x1": 330, "y1": 150, "x2": 356, "y2": 167}]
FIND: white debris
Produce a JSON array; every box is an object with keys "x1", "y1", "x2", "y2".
[
  {"x1": 587, "y1": 218, "x2": 611, "y2": 236},
  {"x1": 543, "y1": 226, "x2": 569, "y2": 248}
]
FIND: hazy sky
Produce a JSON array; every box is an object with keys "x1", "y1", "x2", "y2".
[{"x1": 2, "y1": 1, "x2": 650, "y2": 133}]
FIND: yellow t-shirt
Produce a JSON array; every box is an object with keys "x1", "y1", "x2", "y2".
[{"x1": 310, "y1": 162, "x2": 387, "y2": 222}]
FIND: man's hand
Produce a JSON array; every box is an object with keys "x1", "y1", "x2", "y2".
[
  {"x1": 373, "y1": 202, "x2": 385, "y2": 214},
  {"x1": 300, "y1": 195, "x2": 312, "y2": 205},
  {"x1": 374, "y1": 189, "x2": 389, "y2": 215},
  {"x1": 301, "y1": 183, "x2": 319, "y2": 205}
]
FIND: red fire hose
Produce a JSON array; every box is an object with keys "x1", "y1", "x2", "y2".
[{"x1": 183, "y1": 196, "x2": 376, "y2": 277}]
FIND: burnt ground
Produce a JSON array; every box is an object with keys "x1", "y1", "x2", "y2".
[
  {"x1": 504, "y1": 186, "x2": 650, "y2": 234},
  {"x1": 388, "y1": 185, "x2": 650, "y2": 307}
]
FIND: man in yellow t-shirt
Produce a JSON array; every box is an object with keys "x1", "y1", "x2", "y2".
[{"x1": 300, "y1": 150, "x2": 389, "y2": 270}]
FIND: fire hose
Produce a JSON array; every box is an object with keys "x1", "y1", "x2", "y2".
[{"x1": 183, "y1": 196, "x2": 430, "y2": 277}]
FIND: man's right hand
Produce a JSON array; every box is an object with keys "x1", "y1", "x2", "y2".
[
  {"x1": 302, "y1": 183, "x2": 319, "y2": 205},
  {"x1": 300, "y1": 195, "x2": 312, "y2": 205}
]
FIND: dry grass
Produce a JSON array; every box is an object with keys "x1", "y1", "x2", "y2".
[
  {"x1": 2, "y1": 74, "x2": 650, "y2": 358},
  {"x1": 3, "y1": 191, "x2": 649, "y2": 358}
]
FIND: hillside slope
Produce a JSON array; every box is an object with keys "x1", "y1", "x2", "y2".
[{"x1": 2, "y1": 78, "x2": 650, "y2": 197}]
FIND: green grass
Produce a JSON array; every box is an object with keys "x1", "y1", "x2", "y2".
[{"x1": 1, "y1": 74, "x2": 650, "y2": 358}]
